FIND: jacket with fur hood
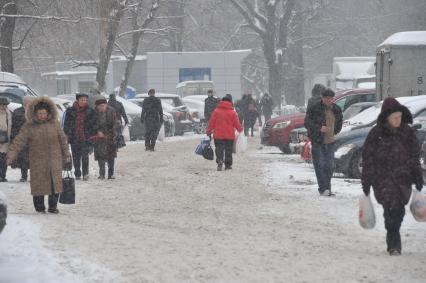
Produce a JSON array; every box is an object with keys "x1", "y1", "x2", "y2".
[{"x1": 7, "y1": 96, "x2": 70, "y2": 196}]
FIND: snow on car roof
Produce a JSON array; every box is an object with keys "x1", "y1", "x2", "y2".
[
  {"x1": 176, "y1": 81, "x2": 214, "y2": 88},
  {"x1": 379, "y1": 31, "x2": 426, "y2": 47},
  {"x1": 135, "y1": 93, "x2": 179, "y2": 98},
  {"x1": 345, "y1": 95, "x2": 426, "y2": 126}
]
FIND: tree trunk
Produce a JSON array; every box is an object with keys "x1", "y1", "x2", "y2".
[
  {"x1": 167, "y1": 0, "x2": 184, "y2": 51},
  {"x1": 118, "y1": 6, "x2": 141, "y2": 98},
  {"x1": 0, "y1": 1, "x2": 17, "y2": 73},
  {"x1": 284, "y1": 10, "x2": 305, "y2": 106},
  {"x1": 96, "y1": 0, "x2": 126, "y2": 93}
]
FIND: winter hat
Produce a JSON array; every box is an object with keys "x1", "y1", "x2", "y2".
[
  {"x1": 148, "y1": 89, "x2": 155, "y2": 95},
  {"x1": 225, "y1": 93, "x2": 233, "y2": 102},
  {"x1": 222, "y1": 96, "x2": 232, "y2": 103},
  {"x1": 109, "y1": 93, "x2": 116, "y2": 100},
  {"x1": 322, "y1": 88, "x2": 335, "y2": 97},
  {"x1": 76, "y1": 93, "x2": 88, "y2": 100},
  {"x1": 95, "y1": 98, "x2": 107, "y2": 106},
  {"x1": 377, "y1": 97, "x2": 413, "y2": 125},
  {"x1": 0, "y1": 97, "x2": 10, "y2": 105}
]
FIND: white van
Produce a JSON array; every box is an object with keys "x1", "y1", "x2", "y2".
[{"x1": 176, "y1": 80, "x2": 214, "y2": 97}]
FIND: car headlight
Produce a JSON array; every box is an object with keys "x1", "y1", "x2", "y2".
[
  {"x1": 273, "y1": 121, "x2": 291, "y2": 129},
  {"x1": 335, "y1": 143, "x2": 356, "y2": 159}
]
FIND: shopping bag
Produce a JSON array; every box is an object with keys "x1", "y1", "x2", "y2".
[
  {"x1": 195, "y1": 138, "x2": 210, "y2": 155},
  {"x1": 410, "y1": 189, "x2": 426, "y2": 222},
  {"x1": 235, "y1": 133, "x2": 247, "y2": 153},
  {"x1": 117, "y1": 134, "x2": 126, "y2": 148},
  {"x1": 202, "y1": 143, "x2": 214, "y2": 160},
  {"x1": 359, "y1": 194, "x2": 376, "y2": 229},
  {"x1": 59, "y1": 171, "x2": 75, "y2": 204},
  {"x1": 158, "y1": 124, "x2": 165, "y2": 142}
]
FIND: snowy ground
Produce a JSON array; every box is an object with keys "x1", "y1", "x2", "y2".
[{"x1": 1, "y1": 133, "x2": 426, "y2": 282}]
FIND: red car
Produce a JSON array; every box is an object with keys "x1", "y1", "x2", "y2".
[{"x1": 261, "y1": 88, "x2": 376, "y2": 153}]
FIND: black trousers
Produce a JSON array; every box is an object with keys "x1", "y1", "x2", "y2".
[
  {"x1": 214, "y1": 139, "x2": 234, "y2": 167},
  {"x1": 71, "y1": 143, "x2": 90, "y2": 177},
  {"x1": 33, "y1": 177, "x2": 58, "y2": 211},
  {"x1": 145, "y1": 123, "x2": 160, "y2": 150},
  {"x1": 98, "y1": 159, "x2": 115, "y2": 178},
  {"x1": 21, "y1": 168, "x2": 28, "y2": 180},
  {"x1": 383, "y1": 203, "x2": 405, "y2": 252},
  {"x1": 0, "y1": 152, "x2": 6, "y2": 179}
]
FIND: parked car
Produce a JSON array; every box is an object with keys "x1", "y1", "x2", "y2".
[
  {"x1": 127, "y1": 97, "x2": 176, "y2": 140},
  {"x1": 0, "y1": 72, "x2": 38, "y2": 105},
  {"x1": 334, "y1": 95, "x2": 426, "y2": 178},
  {"x1": 261, "y1": 88, "x2": 376, "y2": 153},
  {"x1": 133, "y1": 93, "x2": 193, "y2": 135},
  {"x1": 342, "y1": 102, "x2": 377, "y2": 121},
  {"x1": 182, "y1": 97, "x2": 206, "y2": 133}
]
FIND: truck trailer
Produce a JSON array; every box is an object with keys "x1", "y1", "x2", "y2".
[{"x1": 376, "y1": 31, "x2": 426, "y2": 100}]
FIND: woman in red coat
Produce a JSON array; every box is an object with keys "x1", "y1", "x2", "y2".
[
  {"x1": 362, "y1": 97, "x2": 423, "y2": 255},
  {"x1": 206, "y1": 96, "x2": 243, "y2": 171}
]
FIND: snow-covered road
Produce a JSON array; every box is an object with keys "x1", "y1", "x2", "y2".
[{"x1": 1, "y1": 134, "x2": 426, "y2": 282}]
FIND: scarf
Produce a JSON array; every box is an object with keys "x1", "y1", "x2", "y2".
[{"x1": 74, "y1": 102, "x2": 87, "y2": 143}]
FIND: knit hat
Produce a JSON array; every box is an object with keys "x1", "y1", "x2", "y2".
[
  {"x1": 0, "y1": 97, "x2": 10, "y2": 105},
  {"x1": 95, "y1": 98, "x2": 107, "y2": 106},
  {"x1": 76, "y1": 93, "x2": 88, "y2": 100},
  {"x1": 377, "y1": 97, "x2": 413, "y2": 125},
  {"x1": 322, "y1": 89, "x2": 335, "y2": 97},
  {"x1": 312, "y1": 84, "x2": 326, "y2": 97}
]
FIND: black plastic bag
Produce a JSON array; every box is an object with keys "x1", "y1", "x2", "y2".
[
  {"x1": 60, "y1": 171, "x2": 75, "y2": 204},
  {"x1": 202, "y1": 144, "x2": 214, "y2": 160}
]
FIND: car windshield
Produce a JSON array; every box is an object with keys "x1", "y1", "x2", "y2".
[
  {"x1": 345, "y1": 103, "x2": 381, "y2": 125},
  {"x1": 159, "y1": 97, "x2": 183, "y2": 107},
  {"x1": 343, "y1": 105, "x2": 364, "y2": 120}
]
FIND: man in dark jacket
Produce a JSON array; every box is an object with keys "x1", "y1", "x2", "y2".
[
  {"x1": 307, "y1": 84, "x2": 326, "y2": 111},
  {"x1": 204, "y1": 89, "x2": 219, "y2": 122},
  {"x1": 141, "y1": 89, "x2": 163, "y2": 151},
  {"x1": 108, "y1": 93, "x2": 129, "y2": 125},
  {"x1": 304, "y1": 88, "x2": 343, "y2": 196},
  {"x1": 63, "y1": 93, "x2": 96, "y2": 180},
  {"x1": 260, "y1": 93, "x2": 274, "y2": 122},
  {"x1": 10, "y1": 96, "x2": 33, "y2": 181}
]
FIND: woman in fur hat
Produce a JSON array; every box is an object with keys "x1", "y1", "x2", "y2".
[
  {"x1": 362, "y1": 97, "x2": 423, "y2": 255},
  {"x1": 7, "y1": 96, "x2": 71, "y2": 213}
]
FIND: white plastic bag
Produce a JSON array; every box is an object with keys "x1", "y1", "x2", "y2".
[
  {"x1": 410, "y1": 189, "x2": 426, "y2": 222},
  {"x1": 158, "y1": 124, "x2": 165, "y2": 142},
  {"x1": 359, "y1": 194, "x2": 376, "y2": 229},
  {"x1": 235, "y1": 133, "x2": 247, "y2": 153}
]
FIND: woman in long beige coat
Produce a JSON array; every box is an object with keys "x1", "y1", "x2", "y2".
[{"x1": 7, "y1": 96, "x2": 71, "y2": 213}]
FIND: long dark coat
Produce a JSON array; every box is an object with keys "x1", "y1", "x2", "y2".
[
  {"x1": 10, "y1": 106, "x2": 29, "y2": 169},
  {"x1": 204, "y1": 96, "x2": 220, "y2": 121},
  {"x1": 362, "y1": 102, "x2": 423, "y2": 205},
  {"x1": 92, "y1": 106, "x2": 117, "y2": 161},
  {"x1": 141, "y1": 96, "x2": 163, "y2": 133},
  {"x1": 7, "y1": 96, "x2": 70, "y2": 196}
]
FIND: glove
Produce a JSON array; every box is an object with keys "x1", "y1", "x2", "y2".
[
  {"x1": 362, "y1": 185, "x2": 370, "y2": 196},
  {"x1": 416, "y1": 184, "x2": 423, "y2": 192}
]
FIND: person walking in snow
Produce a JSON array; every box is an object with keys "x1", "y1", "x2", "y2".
[
  {"x1": 260, "y1": 93, "x2": 274, "y2": 123},
  {"x1": 362, "y1": 97, "x2": 423, "y2": 256},
  {"x1": 63, "y1": 93, "x2": 96, "y2": 181},
  {"x1": 6, "y1": 96, "x2": 71, "y2": 214},
  {"x1": 304, "y1": 88, "x2": 343, "y2": 196},
  {"x1": 10, "y1": 96, "x2": 34, "y2": 182},
  {"x1": 206, "y1": 96, "x2": 243, "y2": 171},
  {"x1": 92, "y1": 98, "x2": 118, "y2": 179},
  {"x1": 141, "y1": 89, "x2": 163, "y2": 151},
  {"x1": 0, "y1": 97, "x2": 12, "y2": 182},
  {"x1": 204, "y1": 89, "x2": 220, "y2": 123},
  {"x1": 243, "y1": 94, "x2": 262, "y2": 137},
  {"x1": 108, "y1": 93, "x2": 128, "y2": 148}
]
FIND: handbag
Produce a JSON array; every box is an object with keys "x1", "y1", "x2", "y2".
[
  {"x1": 202, "y1": 143, "x2": 214, "y2": 160},
  {"x1": 59, "y1": 170, "x2": 75, "y2": 204}
]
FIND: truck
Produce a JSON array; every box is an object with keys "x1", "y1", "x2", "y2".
[
  {"x1": 332, "y1": 57, "x2": 376, "y2": 91},
  {"x1": 376, "y1": 31, "x2": 426, "y2": 100}
]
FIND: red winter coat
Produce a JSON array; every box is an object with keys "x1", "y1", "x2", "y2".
[{"x1": 206, "y1": 101, "x2": 243, "y2": 140}]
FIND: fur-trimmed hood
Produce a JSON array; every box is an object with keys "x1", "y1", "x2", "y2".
[{"x1": 26, "y1": 96, "x2": 58, "y2": 124}]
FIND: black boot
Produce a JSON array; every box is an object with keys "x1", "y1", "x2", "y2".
[{"x1": 388, "y1": 231, "x2": 402, "y2": 255}]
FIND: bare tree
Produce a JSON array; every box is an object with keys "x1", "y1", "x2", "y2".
[
  {"x1": 229, "y1": 0, "x2": 296, "y2": 107},
  {"x1": 117, "y1": 0, "x2": 159, "y2": 97},
  {"x1": 0, "y1": 0, "x2": 17, "y2": 72},
  {"x1": 96, "y1": 0, "x2": 127, "y2": 92}
]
